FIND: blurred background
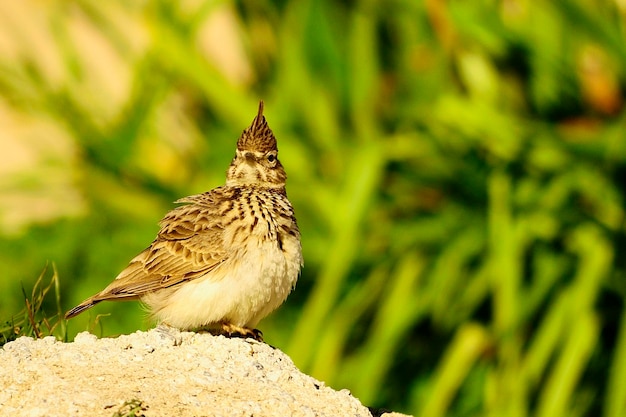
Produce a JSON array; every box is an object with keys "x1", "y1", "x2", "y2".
[{"x1": 1, "y1": 0, "x2": 625, "y2": 416}]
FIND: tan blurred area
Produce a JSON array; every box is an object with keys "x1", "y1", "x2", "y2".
[{"x1": 0, "y1": 0, "x2": 252, "y2": 235}]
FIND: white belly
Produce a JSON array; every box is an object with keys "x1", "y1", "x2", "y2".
[{"x1": 142, "y1": 232, "x2": 302, "y2": 329}]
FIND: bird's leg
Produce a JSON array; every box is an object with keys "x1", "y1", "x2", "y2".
[{"x1": 220, "y1": 323, "x2": 264, "y2": 342}]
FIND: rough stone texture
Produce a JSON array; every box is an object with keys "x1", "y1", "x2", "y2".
[{"x1": 0, "y1": 327, "x2": 410, "y2": 417}]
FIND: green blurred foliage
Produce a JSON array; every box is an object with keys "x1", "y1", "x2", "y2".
[{"x1": 1, "y1": 1, "x2": 625, "y2": 416}]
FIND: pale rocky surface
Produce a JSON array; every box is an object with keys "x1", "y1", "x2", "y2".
[{"x1": 0, "y1": 327, "x2": 410, "y2": 417}]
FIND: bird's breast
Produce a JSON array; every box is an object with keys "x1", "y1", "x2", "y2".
[{"x1": 222, "y1": 190, "x2": 299, "y2": 248}]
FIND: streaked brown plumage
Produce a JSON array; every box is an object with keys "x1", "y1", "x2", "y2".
[{"x1": 65, "y1": 101, "x2": 303, "y2": 340}]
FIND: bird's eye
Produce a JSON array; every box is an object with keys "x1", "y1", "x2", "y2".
[{"x1": 267, "y1": 154, "x2": 276, "y2": 163}]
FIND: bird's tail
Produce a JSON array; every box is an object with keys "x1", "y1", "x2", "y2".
[{"x1": 64, "y1": 299, "x2": 101, "y2": 319}]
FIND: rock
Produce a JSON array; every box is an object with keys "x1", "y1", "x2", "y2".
[{"x1": 0, "y1": 327, "x2": 408, "y2": 416}]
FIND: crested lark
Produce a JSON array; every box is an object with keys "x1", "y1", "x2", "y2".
[{"x1": 65, "y1": 101, "x2": 303, "y2": 340}]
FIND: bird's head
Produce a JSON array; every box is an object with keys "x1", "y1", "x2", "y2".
[{"x1": 226, "y1": 101, "x2": 287, "y2": 189}]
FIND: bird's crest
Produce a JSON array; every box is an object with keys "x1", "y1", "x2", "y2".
[{"x1": 237, "y1": 101, "x2": 277, "y2": 153}]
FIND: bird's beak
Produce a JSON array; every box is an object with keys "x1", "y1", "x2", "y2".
[{"x1": 243, "y1": 151, "x2": 255, "y2": 163}]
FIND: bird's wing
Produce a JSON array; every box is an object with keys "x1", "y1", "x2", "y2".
[{"x1": 91, "y1": 192, "x2": 229, "y2": 301}]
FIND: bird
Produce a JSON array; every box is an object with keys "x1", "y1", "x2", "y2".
[{"x1": 65, "y1": 101, "x2": 303, "y2": 341}]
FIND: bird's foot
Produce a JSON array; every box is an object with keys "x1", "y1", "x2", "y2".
[
  {"x1": 155, "y1": 323, "x2": 183, "y2": 346},
  {"x1": 220, "y1": 323, "x2": 264, "y2": 342}
]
